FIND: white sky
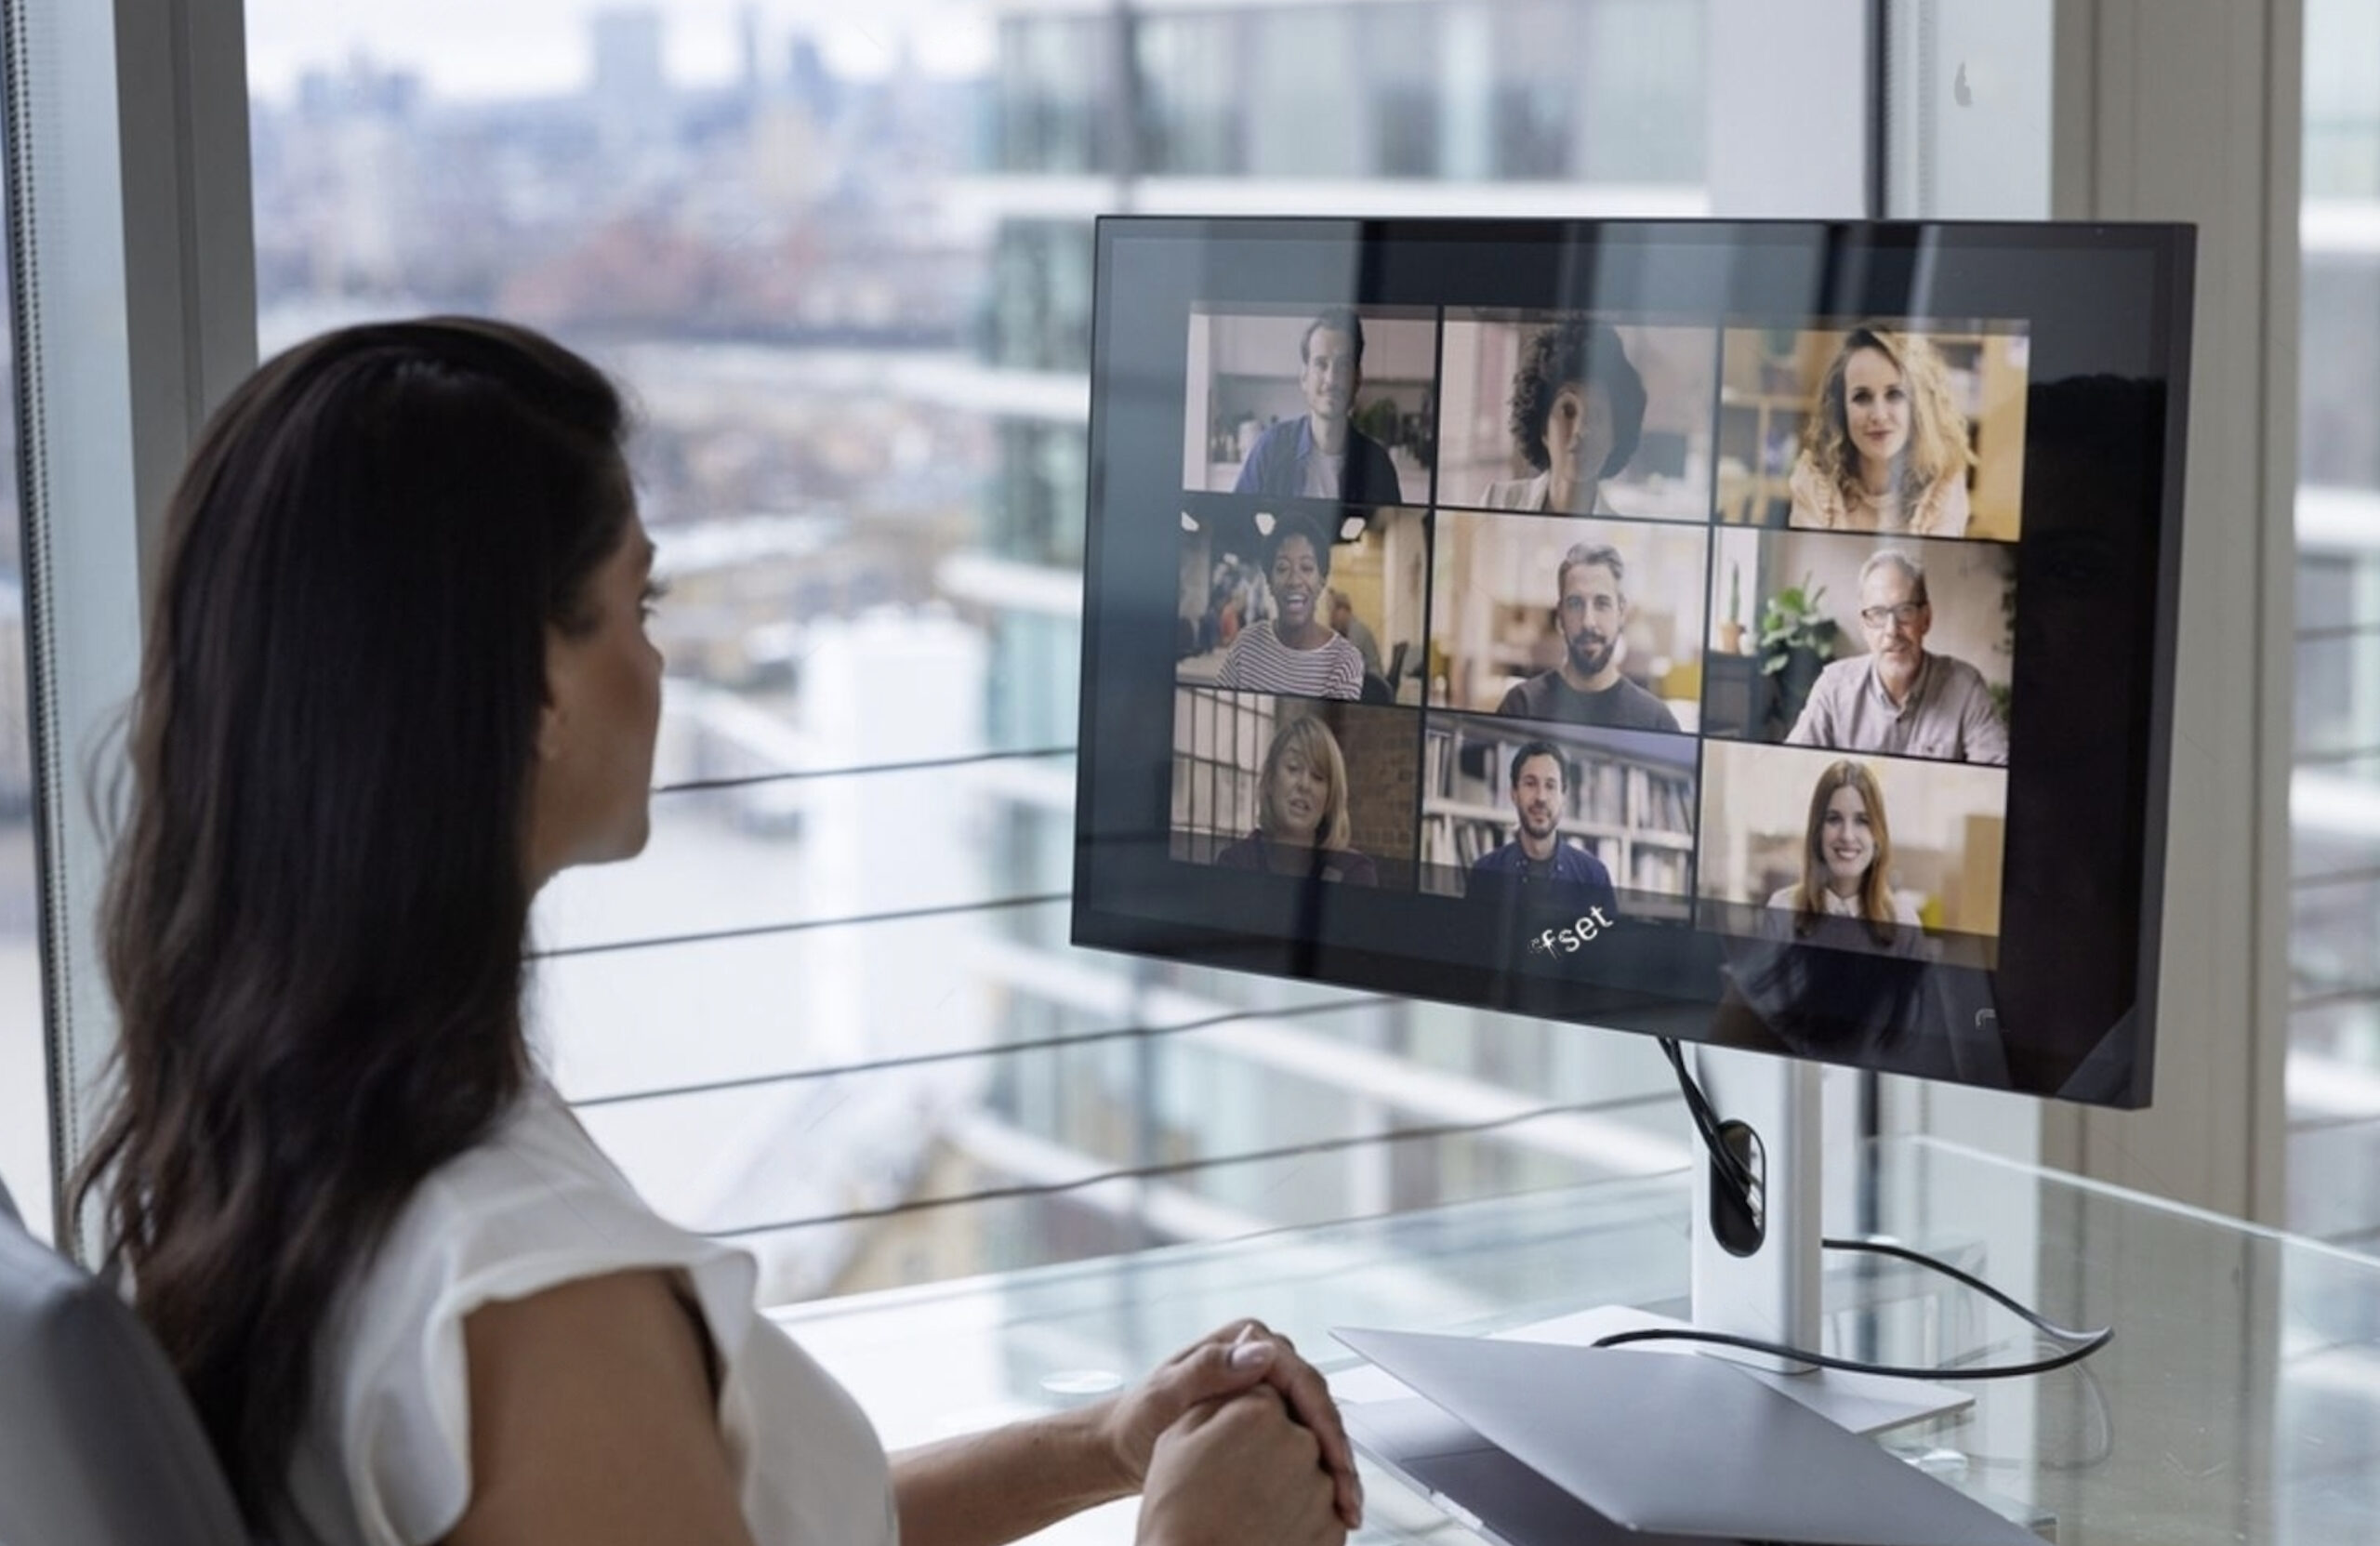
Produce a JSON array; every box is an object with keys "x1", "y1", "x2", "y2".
[{"x1": 243, "y1": 0, "x2": 994, "y2": 103}]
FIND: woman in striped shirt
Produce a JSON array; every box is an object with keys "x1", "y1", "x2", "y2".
[{"x1": 1216, "y1": 512, "x2": 1366, "y2": 700}]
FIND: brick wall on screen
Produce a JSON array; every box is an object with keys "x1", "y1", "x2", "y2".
[{"x1": 1281, "y1": 701, "x2": 1420, "y2": 876}]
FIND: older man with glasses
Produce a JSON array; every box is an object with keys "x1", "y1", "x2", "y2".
[{"x1": 1784, "y1": 548, "x2": 2009, "y2": 764}]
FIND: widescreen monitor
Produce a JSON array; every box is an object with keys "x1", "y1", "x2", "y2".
[{"x1": 1073, "y1": 218, "x2": 2191, "y2": 1109}]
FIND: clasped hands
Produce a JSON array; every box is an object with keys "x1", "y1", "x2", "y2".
[{"x1": 1102, "y1": 1319, "x2": 1361, "y2": 1546}]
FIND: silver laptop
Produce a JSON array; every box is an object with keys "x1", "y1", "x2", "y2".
[{"x1": 1332, "y1": 1328, "x2": 2043, "y2": 1546}]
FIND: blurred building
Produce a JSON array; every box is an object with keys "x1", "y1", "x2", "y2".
[
  {"x1": 236, "y1": 0, "x2": 1721, "y2": 1295},
  {"x1": 2286, "y1": 0, "x2": 2380, "y2": 1137},
  {"x1": 933, "y1": 0, "x2": 1715, "y2": 1273},
  {"x1": 590, "y1": 7, "x2": 671, "y2": 152}
]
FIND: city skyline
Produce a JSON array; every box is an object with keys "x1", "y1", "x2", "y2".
[{"x1": 245, "y1": 0, "x2": 993, "y2": 102}]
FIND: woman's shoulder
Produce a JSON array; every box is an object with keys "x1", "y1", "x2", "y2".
[
  {"x1": 412, "y1": 1079, "x2": 619, "y2": 1202},
  {"x1": 1912, "y1": 473, "x2": 1972, "y2": 535},
  {"x1": 1226, "y1": 619, "x2": 1279, "y2": 650},
  {"x1": 298, "y1": 1081, "x2": 895, "y2": 1546},
  {"x1": 296, "y1": 1082, "x2": 768, "y2": 1545},
  {"x1": 1785, "y1": 454, "x2": 1839, "y2": 524},
  {"x1": 1212, "y1": 832, "x2": 1265, "y2": 867},
  {"x1": 345, "y1": 1083, "x2": 754, "y2": 1367},
  {"x1": 1765, "y1": 885, "x2": 1802, "y2": 911},
  {"x1": 1215, "y1": 621, "x2": 1275, "y2": 681},
  {"x1": 1478, "y1": 473, "x2": 1548, "y2": 510},
  {"x1": 1325, "y1": 847, "x2": 1378, "y2": 884}
]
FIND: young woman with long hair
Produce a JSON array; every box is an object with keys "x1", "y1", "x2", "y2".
[
  {"x1": 73, "y1": 318, "x2": 1357, "y2": 1546},
  {"x1": 1766, "y1": 760, "x2": 1921, "y2": 946},
  {"x1": 1786, "y1": 326, "x2": 1974, "y2": 537}
]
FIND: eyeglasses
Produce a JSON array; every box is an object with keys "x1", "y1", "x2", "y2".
[{"x1": 1858, "y1": 601, "x2": 1928, "y2": 628}]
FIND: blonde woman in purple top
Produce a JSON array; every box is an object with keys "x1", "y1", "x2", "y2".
[{"x1": 1213, "y1": 715, "x2": 1378, "y2": 883}]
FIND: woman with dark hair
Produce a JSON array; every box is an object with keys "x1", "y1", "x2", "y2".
[
  {"x1": 1787, "y1": 326, "x2": 1974, "y2": 536},
  {"x1": 73, "y1": 319, "x2": 1357, "y2": 1546},
  {"x1": 1215, "y1": 511, "x2": 1365, "y2": 700},
  {"x1": 1481, "y1": 319, "x2": 1647, "y2": 515},
  {"x1": 1213, "y1": 715, "x2": 1378, "y2": 883},
  {"x1": 1765, "y1": 759, "x2": 1922, "y2": 946}
]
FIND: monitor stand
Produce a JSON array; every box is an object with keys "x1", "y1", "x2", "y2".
[{"x1": 1506, "y1": 1046, "x2": 1970, "y2": 1437}]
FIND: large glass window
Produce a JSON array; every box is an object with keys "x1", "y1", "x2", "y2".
[
  {"x1": 2289, "y1": 0, "x2": 2380, "y2": 1248},
  {"x1": 242, "y1": 0, "x2": 1711, "y2": 1305},
  {"x1": 0, "y1": 296, "x2": 42, "y2": 1240},
  {"x1": 1136, "y1": 13, "x2": 1243, "y2": 176},
  {"x1": 997, "y1": 15, "x2": 1111, "y2": 176}
]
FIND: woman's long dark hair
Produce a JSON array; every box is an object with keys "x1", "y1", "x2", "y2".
[{"x1": 69, "y1": 318, "x2": 633, "y2": 1525}]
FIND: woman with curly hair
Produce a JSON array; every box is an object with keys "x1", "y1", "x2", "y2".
[
  {"x1": 1765, "y1": 760, "x2": 1922, "y2": 947},
  {"x1": 1212, "y1": 714, "x2": 1378, "y2": 884},
  {"x1": 1787, "y1": 327, "x2": 1974, "y2": 536},
  {"x1": 1480, "y1": 319, "x2": 1647, "y2": 515}
]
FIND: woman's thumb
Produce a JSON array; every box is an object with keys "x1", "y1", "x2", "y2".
[{"x1": 1174, "y1": 1333, "x2": 1275, "y2": 1403}]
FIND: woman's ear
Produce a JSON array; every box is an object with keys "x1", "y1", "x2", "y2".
[
  {"x1": 536, "y1": 696, "x2": 567, "y2": 763},
  {"x1": 536, "y1": 634, "x2": 572, "y2": 762}
]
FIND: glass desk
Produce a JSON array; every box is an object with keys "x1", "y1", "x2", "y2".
[{"x1": 770, "y1": 1138, "x2": 2380, "y2": 1544}]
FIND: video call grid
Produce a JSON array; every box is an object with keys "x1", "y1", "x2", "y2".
[{"x1": 1169, "y1": 300, "x2": 2028, "y2": 950}]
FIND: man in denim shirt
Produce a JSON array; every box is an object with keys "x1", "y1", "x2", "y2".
[
  {"x1": 1466, "y1": 741, "x2": 1620, "y2": 919},
  {"x1": 1235, "y1": 308, "x2": 1405, "y2": 503}
]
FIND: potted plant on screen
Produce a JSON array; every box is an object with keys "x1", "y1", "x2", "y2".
[{"x1": 1758, "y1": 575, "x2": 1840, "y2": 736}]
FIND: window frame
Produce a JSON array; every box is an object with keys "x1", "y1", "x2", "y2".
[
  {"x1": 14, "y1": 0, "x2": 2303, "y2": 1262},
  {"x1": 6, "y1": 0, "x2": 255, "y2": 1254}
]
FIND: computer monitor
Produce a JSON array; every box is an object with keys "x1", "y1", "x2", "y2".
[
  {"x1": 1071, "y1": 218, "x2": 2190, "y2": 1466},
  {"x1": 1078, "y1": 215, "x2": 2188, "y2": 1100}
]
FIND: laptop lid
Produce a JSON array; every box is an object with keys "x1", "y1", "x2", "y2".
[{"x1": 1333, "y1": 1327, "x2": 2038, "y2": 1546}]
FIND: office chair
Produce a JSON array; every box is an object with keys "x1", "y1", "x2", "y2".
[{"x1": 0, "y1": 1174, "x2": 257, "y2": 1544}]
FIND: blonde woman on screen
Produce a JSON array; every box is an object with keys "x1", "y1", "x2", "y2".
[
  {"x1": 1213, "y1": 715, "x2": 1378, "y2": 884},
  {"x1": 1786, "y1": 327, "x2": 1973, "y2": 537},
  {"x1": 1765, "y1": 760, "x2": 1921, "y2": 946}
]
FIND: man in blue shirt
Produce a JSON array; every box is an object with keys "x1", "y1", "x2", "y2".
[
  {"x1": 1467, "y1": 740, "x2": 1620, "y2": 922},
  {"x1": 1234, "y1": 308, "x2": 1405, "y2": 503}
]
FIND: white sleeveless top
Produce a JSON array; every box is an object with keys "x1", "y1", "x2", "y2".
[{"x1": 279, "y1": 1080, "x2": 898, "y2": 1546}]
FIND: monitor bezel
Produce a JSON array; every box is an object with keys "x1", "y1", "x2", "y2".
[{"x1": 1072, "y1": 216, "x2": 2194, "y2": 1111}]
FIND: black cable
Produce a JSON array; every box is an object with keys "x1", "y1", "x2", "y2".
[
  {"x1": 1646, "y1": 1037, "x2": 2114, "y2": 1383},
  {"x1": 1588, "y1": 1321, "x2": 2108, "y2": 1381},
  {"x1": 1821, "y1": 1235, "x2": 2103, "y2": 1346},
  {"x1": 1659, "y1": 1037, "x2": 1757, "y2": 1199}
]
